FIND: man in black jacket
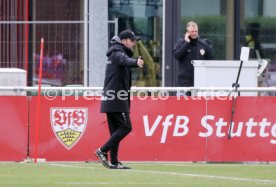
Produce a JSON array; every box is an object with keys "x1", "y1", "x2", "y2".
[
  {"x1": 95, "y1": 30, "x2": 144, "y2": 169},
  {"x1": 173, "y1": 21, "x2": 212, "y2": 95}
]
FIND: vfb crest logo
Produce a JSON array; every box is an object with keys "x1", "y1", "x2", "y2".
[{"x1": 50, "y1": 108, "x2": 88, "y2": 150}]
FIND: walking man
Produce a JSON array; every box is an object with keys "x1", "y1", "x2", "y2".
[{"x1": 95, "y1": 30, "x2": 144, "y2": 169}]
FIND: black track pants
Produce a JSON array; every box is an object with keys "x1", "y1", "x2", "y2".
[{"x1": 100, "y1": 112, "x2": 132, "y2": 164}]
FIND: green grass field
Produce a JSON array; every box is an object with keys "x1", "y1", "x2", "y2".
[{"x1": 0, "y1": 162, "x2": 276, "y2": 187}]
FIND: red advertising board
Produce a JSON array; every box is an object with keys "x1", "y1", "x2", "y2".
[
  {"x1": 27, "y1": 96, "x2": 276, "y2": 162},
  {"x1": 28, "y1": 97, "x2": 108, "y2": 161},
  {"x1": 206, "y1": 97, "x2": 276, "y2": 162},
  {"x1": 122, "y1": 97, "x2": 207, "y2": 161},
  {"x1": 0, "y1": 97, "x2": 27, "y2": 161},
  {"x1": 1, "y1": 96, "x2": 275, "y2": 162}
]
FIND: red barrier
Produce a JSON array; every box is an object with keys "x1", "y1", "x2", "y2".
[
  {"x1": 1, "y1": 96, "x2": 275, "y2": 162},
  {"x1": 206, "y1": 98, "x2": 276, "y2": 162},
  {"x1": 124, "y1": 98, "x2": 207, "y2": 161},
  {"x1": 27, "y1": 96, "x2": 276, "y2": 162},
  {"x1": 28, "y1": 97, "x2": 107, "y2": 161},
  {"x1": 0, "y1": 97, "x2": 27, "y2": 161}
]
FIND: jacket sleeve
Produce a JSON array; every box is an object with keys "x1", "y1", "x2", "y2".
[
  {"x1": 113, "y1": 51, "x2": 138, "y2": 68},
  {"x1": 205, "y1": 44, "x2": 213, "y2": 60},
  {"x1": 173, "y1": 38, "x2": 190, "y2": 60}
]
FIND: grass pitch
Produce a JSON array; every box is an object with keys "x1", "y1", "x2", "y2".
[{"x1": 0, "y1": 162, "x2": 276, "y2": 187}]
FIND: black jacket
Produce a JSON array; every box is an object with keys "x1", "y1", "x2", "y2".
[
  {"x1": 173, "y1": 38, "x2": 212, "y2": 86},
  {"x1": 100, "y1": 36, "x2": 138, "y2": 113}
]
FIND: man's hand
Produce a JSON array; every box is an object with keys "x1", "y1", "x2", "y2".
[
  {"x1": 184, "y1": 32, "x2": 191, "y2": 43},
  {"x1": 137, "y1": 56, "x2": 144, "y2": 67}
]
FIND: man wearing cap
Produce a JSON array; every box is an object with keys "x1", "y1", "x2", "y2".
[{"x1": 95, "y1": 29, "x2": 144, "y2": 169}]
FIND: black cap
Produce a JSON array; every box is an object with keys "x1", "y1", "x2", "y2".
[{"x1": 119, "y1": 30, "x2": 137, "y2": 41}]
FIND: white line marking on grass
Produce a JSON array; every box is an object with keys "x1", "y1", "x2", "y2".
[
  {"x1": 49, "y1": 163, "x2": 276, "y2": 185},
  {"x1": 129, "y1": 169, "x2": 276, "y2": 185},
  {"x1": 57, "y1": 182, "x2": 180, "y2": 185},
  {"x1": 129, "y1": 162, "x2": 276, "y2": 167},
  {"x1": 48, "y1": 163, "x2": 110, "y2": 172},
  {"x1": 49, "y1": 163, "x2": 92, "y2": 169}
]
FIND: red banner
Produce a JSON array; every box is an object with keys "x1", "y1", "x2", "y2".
[
  {"x1": 27, "y1": 96, "x2": 276, "y2": 162},
  {"x1": 28, "y1": 97, "x2": 107, "y2": 161},
  {"x1": 1, "y1": 96, "x2": 275, "y2": 162},
  {"x1": 206, "y1": 98, "x2": 276, "y2": 162},
  {"x1": 0, "y1": 97, "x2": 27, "y2": 161}
]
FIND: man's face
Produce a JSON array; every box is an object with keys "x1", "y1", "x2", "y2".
[
  {"x1": 122, "y1": 39, "x2": 136, "y2": 50},
  {"x1": 187, "y1": 25, "x2": 198, "y2": 39}
]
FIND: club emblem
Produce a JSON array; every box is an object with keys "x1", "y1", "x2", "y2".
[
  {"x1": 200, "y1": 49, "x2": 205, "y2": 56},
  {"x1": 50, "y1": 108, "x2": 88, "y2": 150}
]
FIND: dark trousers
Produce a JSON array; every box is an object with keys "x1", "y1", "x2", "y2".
[{"x1": 100, "y1": 112, "x2": 132, "y2": 164}]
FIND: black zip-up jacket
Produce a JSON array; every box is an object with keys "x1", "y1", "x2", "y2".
[
  {"x1": 100, "y1": 36, "x2": 138, "y2": 113},
  {"x1": 173, "y1": 38, "x2": 212, "y2": 86}
]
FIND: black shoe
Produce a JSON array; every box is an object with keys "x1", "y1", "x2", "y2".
[
  {"x1": 95, "y1": 148, "x2": 110, "y2": 168},
  {"x1": 110, "y1": 162, "x2": 131, "y2": 169}
]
